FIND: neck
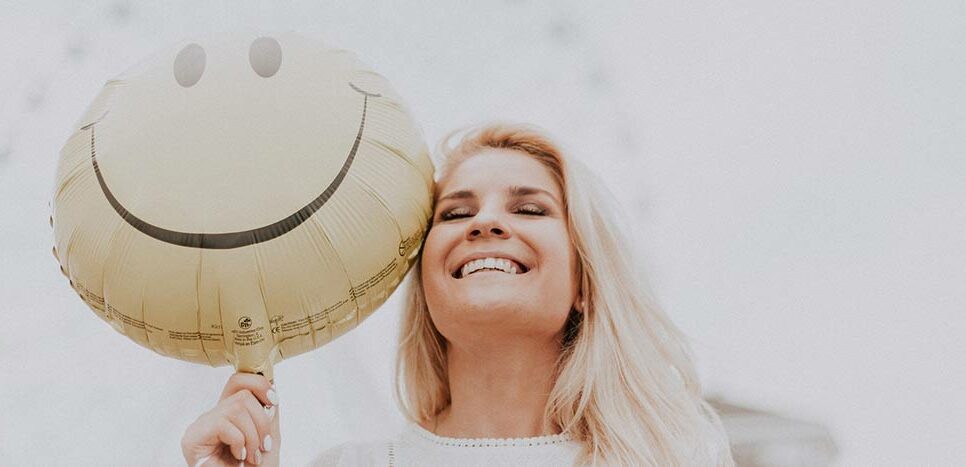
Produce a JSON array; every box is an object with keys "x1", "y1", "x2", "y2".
[{"x1": 426, "y1": 334, "x2": 563, "y2": 439}]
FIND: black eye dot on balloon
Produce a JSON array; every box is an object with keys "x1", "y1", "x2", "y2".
[
  {"x1": 173, "y1": 43, "x2": 206, "y2": 87},
  {"x1": 249, "y1": 37, "x2": 282, "y2": 78}
]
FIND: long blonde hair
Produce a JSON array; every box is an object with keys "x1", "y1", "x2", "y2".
[{"x1": 394, "y1": 123, "x2": 735, "y2": 466}]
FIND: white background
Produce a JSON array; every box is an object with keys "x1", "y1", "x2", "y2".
[{"x1": 1, "y1": 1, "x2": 963, "y2": 465}]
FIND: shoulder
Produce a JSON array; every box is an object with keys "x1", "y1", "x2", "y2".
[{"x1": 307, "y1": 440, "x2": 391, "y2": 467}]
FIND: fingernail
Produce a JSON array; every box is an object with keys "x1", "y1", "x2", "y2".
[
  {"x1": 267, "y1": 387, "x2": 278, "y2": 406},
  {"x1": 264, "y1": 404, "x2": 276, "y2": 420},
  {"x1": 254, "y1": 449, "x2": 263, "y2": 465},
  {"x1": 263, "y1": 434, "x2": 273, "y2": 452},
  {"x1": 238, "y1": 446, "x2": 247, "y2": 461}
]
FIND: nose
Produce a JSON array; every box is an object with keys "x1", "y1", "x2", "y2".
[{"x1": 465, "y1": 209, "x2": 511, "y2": 241}]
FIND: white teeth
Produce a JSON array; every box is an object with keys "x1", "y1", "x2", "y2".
[{"x1": 459, "y1": 257, "x2": 521, "y2": 278}]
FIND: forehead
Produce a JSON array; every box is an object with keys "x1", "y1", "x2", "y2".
[{"x1": 437, "y1": 148, "x2": 560, "y2": 198}]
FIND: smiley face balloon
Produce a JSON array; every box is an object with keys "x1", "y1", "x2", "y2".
[{"x1": 50, "y1": 32, "x2": 434, "y2": 381}]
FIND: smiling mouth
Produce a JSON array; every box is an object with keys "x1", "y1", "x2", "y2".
[
  {"x1": 86, "y1": 83, "x2": 380, "y2": 250},
  {"x1": 452, "y1": 259, "x2": 530, "y2": 279}
]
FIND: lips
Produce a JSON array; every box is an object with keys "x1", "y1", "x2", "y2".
[{"x1": 451, "y1": 255, "x2": 530, "y2": 279}]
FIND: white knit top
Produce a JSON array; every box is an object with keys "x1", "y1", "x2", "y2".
[{"x1": 309, "y1": 422, "x2": 583, "y2": 467}]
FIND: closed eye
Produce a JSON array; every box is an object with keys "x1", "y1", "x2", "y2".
[
  {"x1": 439, "y1": 207, "x2": 472, "y2": 221},
  {"x1": 516, "y1": 204, "x2": 546, "y2": 216},
  {"x1": 438, "y1": 204, "x2": 546, "y2": 221}
]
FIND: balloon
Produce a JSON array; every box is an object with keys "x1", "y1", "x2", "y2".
[{"x1": 50, "y1": 32, "x2": 434, "y2": 381}]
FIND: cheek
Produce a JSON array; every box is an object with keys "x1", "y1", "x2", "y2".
[
  {"x1": 420, "y1": 228, "x2": 446, "y2": 268},
  {"x1": 546, "y1": 237, "x2": 579, "y2": 297},
  {"x1": 419, "y1": 228, "x2": 450, "y2": 294}
]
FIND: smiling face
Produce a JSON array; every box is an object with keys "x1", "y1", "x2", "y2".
[
  {"x1": 53, "y1": 32, "x2": 435, "y2": 374},
  {"x1": 420, "y1": 148, "x2": 578, "y2": 345},
  {"x1": 80, "y1": 33, "x2": 396, "y2": 248}
]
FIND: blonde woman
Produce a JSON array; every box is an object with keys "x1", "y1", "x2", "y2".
[{"x1": 181, "y1": 124, "x2": 735, "y2": 466}]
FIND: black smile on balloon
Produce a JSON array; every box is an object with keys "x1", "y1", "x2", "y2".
[{"x1": 87, "y1": 83, "x2": 381, "y2": 249}]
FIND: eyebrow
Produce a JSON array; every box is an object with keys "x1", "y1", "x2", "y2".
[{"x1": 437, "y1": 185, "x2": 560, "y2": 205}]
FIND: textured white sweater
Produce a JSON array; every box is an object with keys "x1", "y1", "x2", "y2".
[{"x1": 309, "y1": 422, "x2": 583, "y2": 467}]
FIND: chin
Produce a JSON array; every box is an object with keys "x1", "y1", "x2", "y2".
[{"x1": 459, "y1": 294, "x2": 523, "y2": 317}]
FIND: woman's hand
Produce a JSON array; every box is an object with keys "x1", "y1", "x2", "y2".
[{"x1": 181, "y1": 372, "x2": 280, "y2": 466}]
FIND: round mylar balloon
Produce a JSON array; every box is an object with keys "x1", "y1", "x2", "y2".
[{"x1": 50, "y1": 32, "x2": 434, "y2": 380}]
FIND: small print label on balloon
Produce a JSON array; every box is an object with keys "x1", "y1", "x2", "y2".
[
  {"x1": 106, "y1": 304, "x2": 147, "y2": 331},
  {"x1": 269, "y1": 315, "x2": 283, "y2": 334},
  {"x1": 398, "y1": 228, "x2": 424, "y2": 257},
  {"x1": 274, "y1": 298, "x2": 349, "y2": 334},
  {"x1": 169, "y1": 330, "x2": 222, "y2": 342},
  {"x1": 348, "y1": 259, "x2": 398, "y2": 300},
  {"x1": 232, "y1": 325, "x2": 266, "y2": 347}
]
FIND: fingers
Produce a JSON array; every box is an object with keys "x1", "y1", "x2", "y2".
[
  {"x1": 250, "y1": 393, "x2": 276, "y2": 454},
  {"x1": 260, "y1": 402, "x2": 282, "y2": 466},
  {"x1": 183, "y1": 372, "x2": 281, "y2": 467},
  {"x1": 219, "y1": 372, "x2": 276, "y2": 407},
  {"x1": 226, "y1": 390, "x2": 275, "y2": 464},
  {"x1": 213, "y1": 419, "x2": 247, "y2": 463},
  {"x1": 181, "y1": 413, "x2": 247, "y2": 466}
]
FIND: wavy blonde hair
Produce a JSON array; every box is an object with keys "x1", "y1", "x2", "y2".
[{"x1": 394, "y1": 123, "x2": 735, "y2": 466}]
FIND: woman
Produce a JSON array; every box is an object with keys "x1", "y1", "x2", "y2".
[{"x1": 181, "y1": 124, "x2": 735, "y2": 466}]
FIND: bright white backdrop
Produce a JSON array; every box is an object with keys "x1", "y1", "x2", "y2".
[{"x1": 1, "y1": 1, "x2": 964, "y2": 465}]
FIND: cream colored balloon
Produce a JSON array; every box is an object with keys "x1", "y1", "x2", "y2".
[{"x1": 50, "y1": 32, "x2": 434, "y2": 381}]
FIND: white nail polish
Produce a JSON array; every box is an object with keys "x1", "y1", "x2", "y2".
[
  {"x1": 267, "y1": 388, "x2": 278, "y2": 406},
  {"x1": 263, "y1": 434, "x2": 273, "y2": 452},
  {"x1": 239, "y1": 446, "x2": 247, "y2": 462},
  {"x1": 264, "y1": 404, "x2": 276, "y2": 420}
]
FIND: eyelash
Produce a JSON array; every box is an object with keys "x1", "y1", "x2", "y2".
[{"x1": 439, "y1": 204, "x2": 546, "y2": 221}]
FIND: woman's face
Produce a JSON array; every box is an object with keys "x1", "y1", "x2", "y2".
[{"x1": 421, "y1": 148, "x2": 578, "y2": 345}]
